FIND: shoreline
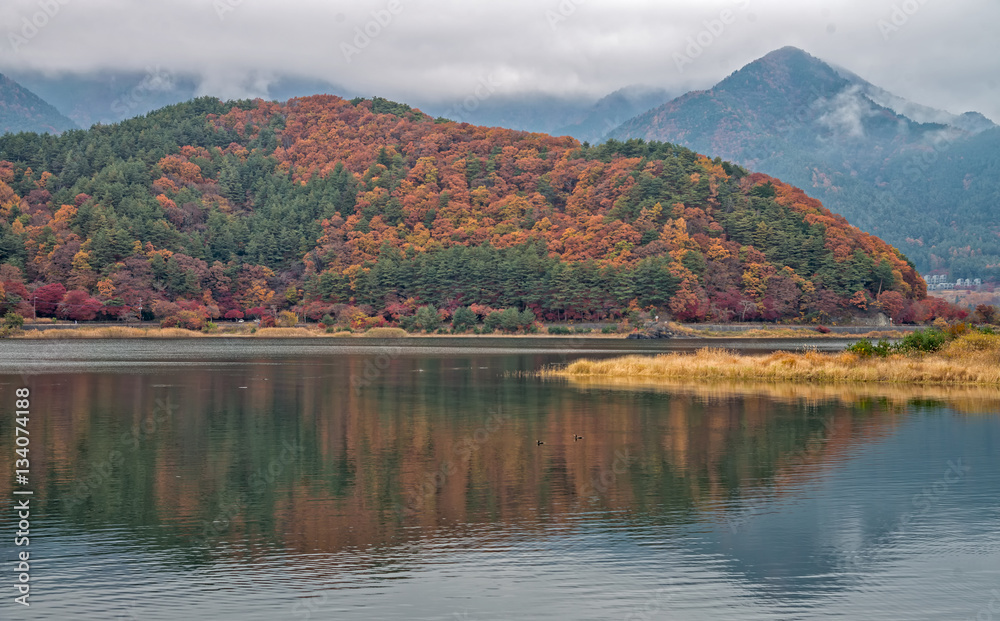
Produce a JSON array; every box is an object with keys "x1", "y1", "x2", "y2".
[{"x1": 9, "y1": 324, "x2": 907, "y2": 340}]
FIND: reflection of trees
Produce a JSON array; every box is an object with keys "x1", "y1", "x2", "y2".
[{"x1": 1, "y1": 359, "x2": 954, "y2": 563}]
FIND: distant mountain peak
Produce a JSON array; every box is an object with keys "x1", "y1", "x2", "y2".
[
  {"x1": 0, "y1": 73, "x2": 78, "y2": 135},
  {"x1": 716, "y1": 46, "x2": 847, "y2": 96},
  {"x1": 608, "y1": 46, "x2": 1000, "y2": 276}
]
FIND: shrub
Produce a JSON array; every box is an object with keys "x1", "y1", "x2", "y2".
[
  {"x1": 175, "y1": 310, "x2": 205, "y2": 331},
  {"x1": 973, "y1": 304, "x2": 998, "y2": 325},
  {"x1": 3, "y1": 312, "x2": 24, "y2": 329},
  {"x1": 413, "y1": 305, "x2": 441, "y2": 332},
  {"x1": 815, "y1": 325, "x2": 831, "y2": 334},
  {"x1": 450, "y1": 306, "x2": 477, "y2": 332},
  {"x1": 159, "y1": 317, "x2": 178, "y2": 328},
  {"x1": 897, "y1": 329, "x2": 948, "y2": 354},
  {"x1": 573, "y1": 327, "x2": 593, "y2": 334},
  {"x1": 260, "y1": 315, "x2": 276, "y2": 328},
  {"x1": 547, "y1": 326, "x2": 571, "y2": 335},
  {"x1": 278, "y1": 311, "x2": 298, "y2": 328},
  {"x1": 320, "y1": 314, "x2": 336, "y2": 326},
  {"x1": 499, "y1": 308, "x2": 522, "y2": 332},
  {"x1": 202, "y1": 321, "x2": 219, "y2": 333},
  {"x1": 846, "y1": 339, "x2": 894, "y2": 357},
  {"x1": 483, "y1": 311, "x2": 502, "y2": 332},
  {"x1": 602, "y1": 325, "x2": 618, "y2": 334},
  {"x1": 945, "y1": 322, "x2": 970, "y2": 339}
]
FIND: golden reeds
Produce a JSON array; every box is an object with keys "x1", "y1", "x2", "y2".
[
  {"x1": 18, "y1": 327, "x2": 203, "y2": 339},
  {"x1": 543, "y1": 333, "x2": 1000, "y2": 387},
  {"x1": 361, "y1": 327, "x2": 408, "y2": 338},
  {"x1": 252, "y1": 327, "x2": 316, "y2": 338}
]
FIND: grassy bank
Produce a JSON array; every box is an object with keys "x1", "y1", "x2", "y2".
[
  {"x1": 557, "y1": 376, "x2": 1000, "y2": 413},
  {"x1": 543, "y1": 332, "x2": 1000, "y2": 386}
]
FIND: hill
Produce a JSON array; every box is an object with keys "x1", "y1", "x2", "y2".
[
  {"x1": 0, "y1": 95, "x2": 944, "y2": 328},
  {"x1": 0, "y1": 73, "x2": 78, "y2": 135},
  {"x1": 608, "y1": 47, "x2": 1000, "y2": 279}
]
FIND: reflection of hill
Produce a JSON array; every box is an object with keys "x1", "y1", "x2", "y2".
[{"x1": 0, "y1": 356, "x2": 953, "y2": 566}]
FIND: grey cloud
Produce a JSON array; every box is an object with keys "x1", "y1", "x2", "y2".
[{"x1": 0, "y1": 0, "x2": 996, "y2": 121}]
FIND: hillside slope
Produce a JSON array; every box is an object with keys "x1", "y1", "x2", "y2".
[
  {"x1": 0, "y1": 73, "x2": 77, "y2": 135},
  {"x1": 609, "y1": 47, "x2": 1000, "y2": 278},
  {"x1": 0, "y1": 95, "x2": 936, "y2": 326}
]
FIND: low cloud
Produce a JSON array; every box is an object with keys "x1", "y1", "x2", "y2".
[{"x1": 0, "y1": 0, "x2": 995, "y2": 120}]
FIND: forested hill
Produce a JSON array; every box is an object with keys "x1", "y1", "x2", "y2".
[
  {"x1": 607, "y1": 47, "x2": 1000, "y2": 278},
  {"x1": 0, "y1": 95, "x2": 932, "y2": 326}
]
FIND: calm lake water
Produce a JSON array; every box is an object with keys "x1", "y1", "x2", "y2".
[{"x1": 0, "y1": 338, "x2": 998, "y2": 620}]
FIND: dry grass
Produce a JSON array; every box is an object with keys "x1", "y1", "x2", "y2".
[
  {"x1": 665, "y1": 321, "x2": 698, "y2": 336},
  {"x1": 18, "y1": 327, "x2": 203, "y2": 339},
  {"x1": 361, "y1": 327, "x2": 408, "y2": 338},
  {"x1": 544, "y1": 333, "x2": 1000, "y2": 387},
  {"x1": 325, "y1": 331, "x2": 354, "y2": 338},
  {"x1": 558, "y1": 376, "x2": 1000, "y2": 413},
  {"x1": 694, "y1": 327, "x2": 906, "y2": 339},
  {"x1": 252, "y1": 327, "x2": 316, "y2": 338}
]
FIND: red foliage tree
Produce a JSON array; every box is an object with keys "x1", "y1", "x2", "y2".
[
  {"x1": 58, "y1": 289, "x2": 104, "y2": 321},
  {"x1": 32, "y1": 283, "x2": 67, "y2": 317}
]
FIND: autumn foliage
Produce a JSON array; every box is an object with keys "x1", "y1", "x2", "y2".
[{"x1": 0, "y1": 94, "x2": 946, "y2": 325}]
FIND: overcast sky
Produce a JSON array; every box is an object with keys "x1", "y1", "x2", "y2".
[{"x1": 0, "y1": 0, "x2": 997, "y2": 120}]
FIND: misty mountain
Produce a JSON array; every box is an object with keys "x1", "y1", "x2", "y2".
[
  {"x1": 7, "y1": 71, "x2": 348, "y2": 129},
  {"x1": 553, "y1": 85, "x2": 673, "y2": 142},
  {"x1": 414, "y1": 85, "x2": 672, "y2": 141},
  {"x1": 0, "y1": 73, "x2": 77, "y2": 135},
  {"x1": 608, "y1": 47, "x2": 1000, "y2": 277}
]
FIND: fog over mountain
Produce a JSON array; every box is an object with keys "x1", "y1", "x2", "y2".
[
  {"x1": 0, "y1": 0, "x2": 996, "y2": 124},
  {"x1": 608, "y1": 47, "x2": 1000, "y2": 277}
]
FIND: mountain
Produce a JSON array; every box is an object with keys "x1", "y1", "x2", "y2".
[
  {"x1": 415, "y1": 86, "x2": 672, "y2": 141},
  {"x1": 0, "y1": 95, "x2": 945, "y2": 328},
  {"x1": 0, "y1": 73, "x2": 77, "y2": 135},
  {"x1": 608, "y1": 47, "x2": 1000, "y2": 279},
  {"x1": 6, "y1": 71, "x2": 348, "y2": 129},
  {"x1": 553, "y1": 85, "x2": 673, "y2": 143}
]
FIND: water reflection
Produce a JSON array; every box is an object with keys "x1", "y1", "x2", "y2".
[{"x1": 0, "y1": 341, "x2": 996, "y2": 620}]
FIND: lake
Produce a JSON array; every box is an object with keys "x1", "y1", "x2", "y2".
[{"x1": 1, "y1": 338, "x2": 998, "y2": 620}]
